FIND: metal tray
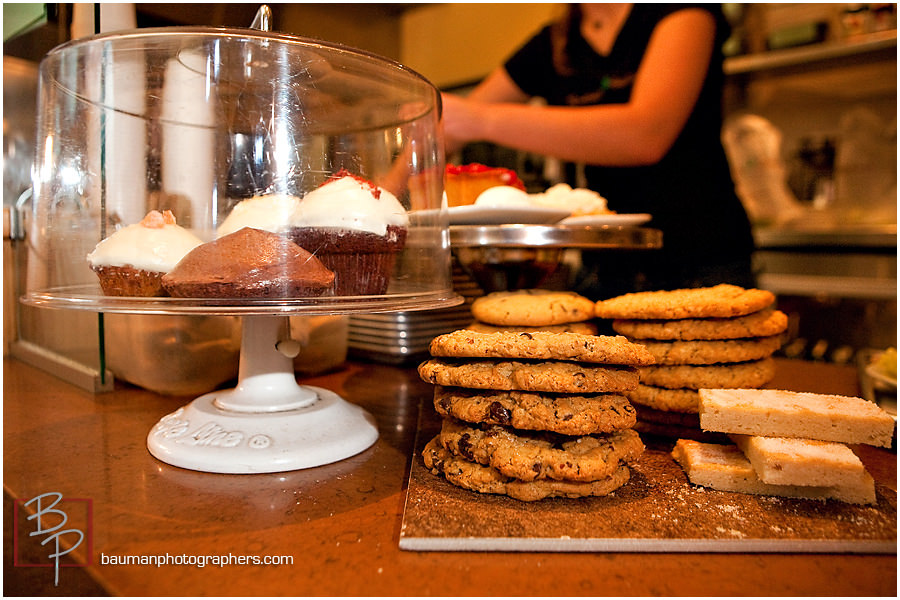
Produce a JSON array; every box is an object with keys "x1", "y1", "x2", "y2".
[{"x1": 450, "y1": 224, "x2": 662, "y2": 249}]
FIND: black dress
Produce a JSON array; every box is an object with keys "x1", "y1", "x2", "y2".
[{"x1": 503, "y1": 4, "x2": 756, "y2": 298}]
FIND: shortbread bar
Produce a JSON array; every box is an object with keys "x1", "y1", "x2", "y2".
[
  {"x1": 672, "y1": 439, "x2": 876, "y2": 505},
  {"x1": 698, "y1": 388, "x2": 895, "y2": 448},
  {"x1": 730, "y1": 434, "x2": 866, "y2": 488}
]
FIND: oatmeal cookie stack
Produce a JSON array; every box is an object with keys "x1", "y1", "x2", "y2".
[
  {"x1": 416, "y1": 290, "x2": 655, "y2": 501},
  {"x1": 465, "y1": 289, "x2": 599, "y2": 335},
  {"x1": 594, "y1": 284, "x2": 789, "y2": 441}
]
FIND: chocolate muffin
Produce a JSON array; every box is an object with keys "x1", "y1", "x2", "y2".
[{"x1": 161, "y1": 227, "x2": 334, "y2": 298}]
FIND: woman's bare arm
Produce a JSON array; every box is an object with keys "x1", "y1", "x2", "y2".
[{"x1": 440, "y1": 8, "x2": 716, "y2": 166}]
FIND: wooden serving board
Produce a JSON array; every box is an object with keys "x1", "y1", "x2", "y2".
[{"x1": 400, "y1": 405, "x2": 897, "y2": 553}]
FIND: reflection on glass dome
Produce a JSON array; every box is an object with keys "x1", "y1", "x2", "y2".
[{"x1": 25, "y1": 27, "x2": 457, "y2": 316}]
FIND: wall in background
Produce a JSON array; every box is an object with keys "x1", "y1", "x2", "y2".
[
  {"x1": 278, "y1": 3, "x2": 409, "y2": 61},
  {"x1": 400, "y1": 3, "x2": 560, "y2": 89}
]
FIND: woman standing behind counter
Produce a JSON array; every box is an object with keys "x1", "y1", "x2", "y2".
[{"x1": 441, "y1": 3, "x2": 756, "y2": 298}]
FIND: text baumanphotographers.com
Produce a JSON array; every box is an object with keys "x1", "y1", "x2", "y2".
[{"x1": 99, "y1": 552, "x2": 294, "y2": 568}]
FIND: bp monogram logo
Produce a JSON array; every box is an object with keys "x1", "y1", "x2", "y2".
[{"x1": 14, "y1": 493, "x2": 93, "y2": 586}]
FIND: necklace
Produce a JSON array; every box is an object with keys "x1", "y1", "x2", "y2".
[{"x1": 584, "y1": 4, "x2": 631, "y2": 31}]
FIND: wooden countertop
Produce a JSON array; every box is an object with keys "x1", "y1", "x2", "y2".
[{"x1": 4, "y1": 356, "x2": 896, "y2": 596}]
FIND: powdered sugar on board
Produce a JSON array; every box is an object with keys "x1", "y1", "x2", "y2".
[{"x1": 400, "y1": 406, "x2": 896, "y2": 553}]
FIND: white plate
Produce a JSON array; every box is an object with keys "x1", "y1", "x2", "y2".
[
  {"x1": 448, "y1": 205, "x2": 570, "y2": 225},
  {"x1": 558, "y1": 213, "x2": 652, "y2": 227}
]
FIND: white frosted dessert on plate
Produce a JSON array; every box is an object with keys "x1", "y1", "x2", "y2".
[
  {"x1": 472, "y1": 182, "x2": 613, "y2": 218},
  {"x1": 288, "y1": 170, "x2": 409, "y2": 295},
  {"x1": 530, "y1": 183, "x2": 613, "y2": 216},
  {"x1": 473, "y1": 185, "x2": 532, "y2": 208},
  {"x1": 87, "y1": 209, "x2": 203, "y2": 296}
]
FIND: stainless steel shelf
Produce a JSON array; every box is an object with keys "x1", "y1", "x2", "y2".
[
  {"x1": 758, "y1": 272, "x2": 897, "y2": 301},
  {"x1": 754, "y1": 224, "x2": 897, "y2": 249},
  {"x1": 724, "y1": 30, "x2": 897, "y2": 75}
]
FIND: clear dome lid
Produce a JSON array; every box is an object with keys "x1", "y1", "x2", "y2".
[{"x1": 24, "y1": 27, "x2": 457, "y2": 315}]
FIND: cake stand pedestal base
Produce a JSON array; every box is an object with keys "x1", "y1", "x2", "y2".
[{"x1": 146, "y1": 315, "x2": 378, "y2": 474}]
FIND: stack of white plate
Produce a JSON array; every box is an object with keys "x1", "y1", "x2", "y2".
[
  {"x1": 347, "y1": 263, "x2": 482, "y2": 364},
  {"x1": 349, "y1": 222, "x2": 663, "y2": 364}
]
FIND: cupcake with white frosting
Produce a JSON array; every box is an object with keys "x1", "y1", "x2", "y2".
[
  {"x1": 216, "y1": 194, "x2": 302, "y2": 237},
  {"x1": 87, "y1": 210, "x2": 203, "y2": 296},
  {"x1": 289, "y1": 170, "x2": 409, "y2": 295}
]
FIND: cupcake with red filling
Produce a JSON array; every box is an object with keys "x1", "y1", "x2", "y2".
[
  {"x1": 87, "y1": 210, "x2": 203, "y2": 296},
  {"x1": 288, "y1": 170, "x2": 409, "y2": 296},
  {"x1": 444, "y1": 163, "x2": 525, "y2": 207}
]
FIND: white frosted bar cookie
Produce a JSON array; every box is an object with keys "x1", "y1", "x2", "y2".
[
  {"x1": 698, "y1": 388, "x2": 896, "y2": 448},
  {"x1": 730, "y1": 434, "x2": 866, "y2": 488},
  {"x1": 672, "y1": 439, "x2": 876, "y2": 505}
]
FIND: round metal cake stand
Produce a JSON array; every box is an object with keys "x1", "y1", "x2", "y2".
[
  {"x1": 449, "y1": 224, "x2": 663, "y2": 292},
  {"x1": 22, "y1": 291, "x2": 462, "y2": 474},
  {"x1": 448, "y1": 224, "x2": 663, "y2": 249}
]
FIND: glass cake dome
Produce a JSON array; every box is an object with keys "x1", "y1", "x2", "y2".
[
  {"x1": 24, "y1": 26, "x2": 457, "y2": 315},
  {"x1": 21, "y1": 22, "x2": 460, "y2": 474}
]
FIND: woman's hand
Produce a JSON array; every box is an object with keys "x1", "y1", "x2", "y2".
[
  {"x1": 440, "y1": 93, "x2": 481, "y2": 155},
  {"x1": 440, "y1": 67, "x2": 531, "y2": 154}
]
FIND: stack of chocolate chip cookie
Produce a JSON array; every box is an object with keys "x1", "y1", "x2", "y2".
[
  {"x1": 466, "y1": 289, "x2": 599, "y2": 335},
  {"x1": 417, "y1": 324, "x2": 655, "y2": 502},
  {"x1": 594, "y1": 284, "x2": 789, "y2": 441}
]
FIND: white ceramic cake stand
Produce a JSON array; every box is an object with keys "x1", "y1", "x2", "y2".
[{"x1": 146, "y1": 315, "x2": 378, "y2": 473}]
